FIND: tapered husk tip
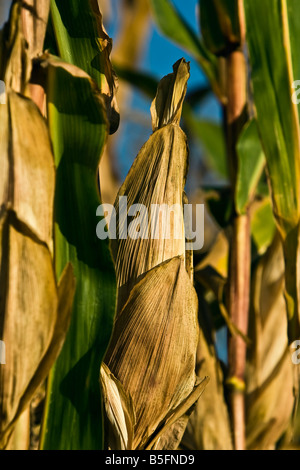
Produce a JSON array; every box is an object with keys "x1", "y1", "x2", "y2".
[{"x1": 150, "y1": 58, "x2": 190, "y2": 131}]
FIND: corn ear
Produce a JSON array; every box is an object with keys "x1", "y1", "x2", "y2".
[
  {"x1": 111, "y1": 59, "x2": 189, "y2": 310},
  {"x1": 103, "y1": 59, "x2": 207, "y2": 450}
]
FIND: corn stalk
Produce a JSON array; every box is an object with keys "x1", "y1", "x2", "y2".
[{"x1": 0, "y1": 1, "x2": 75, "y2": 449}]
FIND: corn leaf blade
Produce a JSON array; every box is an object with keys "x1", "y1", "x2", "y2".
[
  {"x1": 40, "y1": 57, "x2": 116, "y2": 450},
  {"x1": 50, "y1": 0, "x2": 119, "y2": 133},
  {"x1": 244, "y1": 0, "x2": 300, "y2": 340},
  {"x1": 235, "y1": 119, "x2": 266, "y2": 214},
  {"x1": 200, "y1": 0, "x2": 241, "y2": 56}
]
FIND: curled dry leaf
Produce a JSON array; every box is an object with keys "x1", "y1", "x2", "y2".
[
  {"x1": 103, "y1": 59, "x2": 207, "y2": 450},
  {"x1": 246, "y1": 235, "x2": 297, "y2": 449},
  {"x1": 89, "y1": 0, "x2": 119, "y2": 134},
  {"x1": 100, "y1": 363, "x2": 136, "y2": 450}
]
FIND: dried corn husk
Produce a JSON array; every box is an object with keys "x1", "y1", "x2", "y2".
[
  {"x1": 101, "y1": 363, "x2": 136, "y2": 450},
  {"x1": 21, "y1": 0, "x2": 50, "y2": 60},
  {"x1": 110, "y1": 59, "x2": 189, "y2": 311},
  {"x1": 90, "y1": 0, "x2": 119, "y2": 134},
  {"x1": 102, "y1": 59, "x2": 207, "y2": 450}
]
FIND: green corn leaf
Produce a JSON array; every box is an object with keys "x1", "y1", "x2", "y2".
[
  {"x1": 50, "y1": 0, "x2": 103, "y2": 85},
  {"x1": 200, "y1": 0, "x2": 241, "y2": 57},
  {"x1": 50, "y1": 0, "x2": 119, "y2": 134},
  {"x1": 150, "y1": 0, "x2": 221, "y2": 100},
  {"x1": 39, "y1": 56, "x2": 116, "y2": 450},
  {"x1": 244, "y1": 0, "x2": 300, "y2": 341},
  {"x1": 251, "y1": 198, "x2": 276, "y2": 255},
  {"x1": 235, "y1": 119, "x2": 266, "y2": 215}
]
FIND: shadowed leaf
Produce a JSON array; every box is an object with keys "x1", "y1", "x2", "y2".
[{"x1": 50, "y1": 0, "x2": 119, "y2": 133}]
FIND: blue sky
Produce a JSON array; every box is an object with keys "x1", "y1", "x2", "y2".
[{"x1": 107, "y1": 0, "x2": 221, "y2": 181}]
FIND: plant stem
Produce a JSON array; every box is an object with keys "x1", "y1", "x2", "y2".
[
  {"x1": 227, "y1": 214, "x2": 250, "y2": 450},
  {"x1": 225, "y1": 0, "x2": 250, "y2": 450}
]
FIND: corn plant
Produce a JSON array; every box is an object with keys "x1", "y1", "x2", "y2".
[{"x1": 1, "y1": 0, "x2": 300, "y2": 451}]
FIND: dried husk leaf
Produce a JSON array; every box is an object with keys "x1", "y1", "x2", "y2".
[
  {"x1": 112, "y1": 124, "x2": 188, "y2": 307},
  {"x1": 105, "y1": 257, "x2": 199, "y2": 450},
  {"x1": 246, "y1": 235, "x2": 296, "y2": 449},
  {"x1": 6, "y1": 408, "x2": 30, "y2": 450},
  {"x1": 21, "y1": 0, "x2": 50, "y2": 60},
  {"x1": 0, "y1": 90, "x2": 76, "y2": 449},
  {"x1": 150, "y1": 58, "x2": 190, "y2": 130},
  {"x1": 0, "y1": 2, "x2": 31, "y2": 95},
  {"x1": 100, "y1": 363, "x2": 136, "y2": 450},
  {"x1": 6, "y1": 91, "x2": 54, "y2": 251},
  {"x1": 146, "y1": 375, "x2": 209, "y2": 450},
  {"x1": 20, "y1": 0, "x2": 50, "y2": 110},
  {"x1": 152, "y1": 416, "x2": 190, "y2": 451},
  {"x1": 89, "y1": 0, "x2": 119, "y2": 134}
]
